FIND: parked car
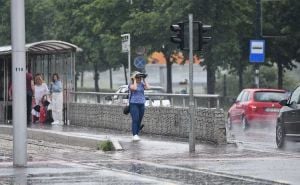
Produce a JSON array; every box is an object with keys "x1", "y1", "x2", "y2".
[
  {"x1": 227, "y1": 88, "x2": 288, "y2": 130},
  {"x1": 110, "y1": 85, "x2": 171, "y2": 107},
  {"x1": 276, "y1": 85, "x2": 300, "y2": 148}
]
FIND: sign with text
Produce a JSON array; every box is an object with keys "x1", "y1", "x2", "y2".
[
  {"x1": 249, "y1": 40, "x2": 265, "y2": 63},
  {"x1": 121, "y1": 34, "x2": 130, "y2": 53}
]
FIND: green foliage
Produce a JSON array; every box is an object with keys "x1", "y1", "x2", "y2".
[
  {"x1": 1, "y1": 0, "x2": 299, "y2": 93},
  {"x1": 97, "y1": 140, "x2": 114, "y2": 151},
  {"x1": 216, "y1": 65, "x2": 299, "y2": 97},
  {"x1": 0, "y1": 0, "x2": 11, "y2": 45}
]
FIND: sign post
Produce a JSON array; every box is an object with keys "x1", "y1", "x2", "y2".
[
  {"x1": 133, "y1": 56, "x2": 146, "y2": 70},
  {"x1": 249, "y1": 40, "x2": 265, "y2": 63},
  {"x1": 121, "y1": 34, "x2": 131, "y2": 83},
  {"x1": 249, "y1": 40, "x2": 265, "y2": 88}
]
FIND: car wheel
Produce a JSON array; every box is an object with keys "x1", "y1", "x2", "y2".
[
  {"x1": 227, "y1": 115, "x2": 232, "y2": 130},
  {"x1": 241, "y1": 116, "x2": 248, "y2": 131},
  {"x1": 276, "y1": 124, "x2": 285, "y2": 149}
]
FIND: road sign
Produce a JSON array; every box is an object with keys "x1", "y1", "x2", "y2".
[
  {"x1": 134, "y1": 56, "x2": 146, "y2": 69},
  {"x1": 249, "y1": 40, "x2": 265, "y2": 63},
  {"x1": 135, "y1": 46, "x2": 146, "y2": 55},
  {"x1": 121, "y1": 34, "x2": 130, "y2": 53},
  {"x1": 121, "y1": 34, "x2": 131, "y2": 82}
]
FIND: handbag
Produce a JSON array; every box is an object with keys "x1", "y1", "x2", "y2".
[
  {"x1": 123, "y1": 105, "x2": 130, "y2": 115},
  {"x1": 123, "y1": 86, "x2": 131, "y2": 115}
]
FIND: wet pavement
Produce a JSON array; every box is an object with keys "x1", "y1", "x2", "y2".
[{"x1": 1, "y1": 123, "x2": 299, "y2": 184}]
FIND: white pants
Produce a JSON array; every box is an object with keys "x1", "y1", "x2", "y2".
[{"x1": 51, "y1": 92, "x2": 63, "y2": 122}]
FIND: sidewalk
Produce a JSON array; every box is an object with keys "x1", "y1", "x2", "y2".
[{"x1": 0, "y1": 124, "x2": 290, "y2": 185}]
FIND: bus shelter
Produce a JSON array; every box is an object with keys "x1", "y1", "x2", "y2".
[{"x1": 0, "y1": 40, "x2": 82, "y2": 124}]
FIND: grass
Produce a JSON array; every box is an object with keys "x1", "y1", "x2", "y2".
[{"x1": 97, "y1": 140, "x2": 115, "y2": 151}]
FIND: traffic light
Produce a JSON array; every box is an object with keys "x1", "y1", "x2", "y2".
[
  {"x1": 199, "y1": 22, "x2": 212, "y2": 51},
  {"x1": 170, "y1": 22, "x2": 184, "y2": 50}
]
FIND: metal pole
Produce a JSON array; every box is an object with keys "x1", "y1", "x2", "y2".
[
  {"x1": 11, "y1": 0, "x2": 27, "y2": 167},
  {"x1": 254, "y1": 0, "x2": 262, "y2": 88},
  {"x1": 188, "y1": 14, "x2": 195, "y2": 153},
  {"x1": 128, "y1": 34, "x2": 131, "y2": 81},
  {"x1": 121, "y1": 33, "x2": 131, "y2": 82}
]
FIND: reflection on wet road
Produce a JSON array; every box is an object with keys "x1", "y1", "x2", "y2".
[{"x1": 228, "y1": 123, "x2": 300, "y2": 153}]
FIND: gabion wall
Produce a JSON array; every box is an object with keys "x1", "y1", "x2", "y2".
[{"x1": 68, "y1": 103, "x2": 227, "y2": 144}]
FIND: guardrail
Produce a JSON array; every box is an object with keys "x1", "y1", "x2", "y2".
[{"x1": 69, "y1": 91, "x2": 221, "y2": 108}]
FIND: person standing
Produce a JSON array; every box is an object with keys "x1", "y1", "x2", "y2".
[
  {"x1": 26, "y1": 69, "x2": 34, "y2": 124},
  {"x1": 49, "y1": 73, "x2": 63, "y2": 125},
  {"x1": 32, "y1": 74, "x2": 49, "y2": 122},
  {"x1": 129, "y1": 71, "x2": 149, "y2": 141}
]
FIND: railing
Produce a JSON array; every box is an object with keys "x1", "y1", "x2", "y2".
[{"x1": 69, "y1": 91, "x2": 221, "y2": 108}]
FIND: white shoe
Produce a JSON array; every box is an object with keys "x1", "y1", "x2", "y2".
[
  {"x1": 133, "y1": 135, "x2": 140, "y2": 141},
  {"x1": 51, "y1": 120, "x2": 60, "y2": 125}
]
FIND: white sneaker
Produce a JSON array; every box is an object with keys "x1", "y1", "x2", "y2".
[
  {"x1": 51, "y1": 120, "x2": 60, "y2": 125},
  {"x1": 133, "y1": 135, "x2": 140, "y2": 141}
]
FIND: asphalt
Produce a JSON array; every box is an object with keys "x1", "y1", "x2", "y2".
[{"x1": 0, "y1": 123, "x2": 293, "y2": 184}]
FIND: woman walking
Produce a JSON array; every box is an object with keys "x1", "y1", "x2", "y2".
[{"x1": 129, "y1": 71, "x2": 149, "y2": 141}]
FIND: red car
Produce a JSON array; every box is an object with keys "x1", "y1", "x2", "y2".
[{"x1": 227, "y1": 88, "x2": 288, "y2": 130}]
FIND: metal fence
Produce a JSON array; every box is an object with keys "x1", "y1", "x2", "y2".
[{"x1": 69, "y1": 91, "x2": 221, "y2": 108}]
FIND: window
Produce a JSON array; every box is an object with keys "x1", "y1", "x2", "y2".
[
  {"x1": 241, "y1": 91, "x2": 250, "y2": 102},
  {"x1": 236, "y1": 91, "x2": 245, "y2": 102},
  {"x1": 290, "y1": 86, "x2": 300, "y2": 104},
  {"x1": 254, "y1": 91, "x2": 286, "y2": 102}
]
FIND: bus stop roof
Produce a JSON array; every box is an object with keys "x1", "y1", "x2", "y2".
[{"x1": 0, "y1": 40, "x2": 82, "y2": 55}]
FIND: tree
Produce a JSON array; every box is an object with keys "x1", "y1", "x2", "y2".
[
  {"x1": 0, "y1": 0, "x2": 11, "y2": 45},
  {"x1": 121, "y1": 0, "x2": 190, "y2": 93},
  {"x1": 263, "y1": 0, "x2": 300, "y2": 89}
]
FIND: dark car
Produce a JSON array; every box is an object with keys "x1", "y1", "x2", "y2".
[
  {"x1": 276, "y1": 85, "x2": 300, "y2": 148},
  {"x1": 227, "y1": 88, "x2": 287, "y2": 130}
]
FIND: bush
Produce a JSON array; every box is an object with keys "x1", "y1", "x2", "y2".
[{"x1": 97, "y1": 140, "x2": 115, "y2": 151}]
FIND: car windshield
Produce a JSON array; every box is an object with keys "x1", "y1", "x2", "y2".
[{"x1": 254, "y1": 91, "x2": 286, "y2": 102}]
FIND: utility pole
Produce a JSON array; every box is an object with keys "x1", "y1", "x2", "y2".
[{"x1": 11, "y1": 0, "x2": 27, "y2": 167}]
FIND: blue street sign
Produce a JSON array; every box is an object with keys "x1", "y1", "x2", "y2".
[
  {"x1": 249, "y1": 40, "x2": 265, "y2": 63},
  {"x1": 134, "y1": 56, "x2": 146, "y2": 69}
]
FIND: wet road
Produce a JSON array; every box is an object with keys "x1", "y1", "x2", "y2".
[
  {"x1": 1, "y1": 123, "x2": 300, "y2": 184},
  {"x1": 228, "y1": 123, "x2": 300, "y2": 153},
  {"x1": 223, "y1": 123, "x2": 300, "y2": 184}
]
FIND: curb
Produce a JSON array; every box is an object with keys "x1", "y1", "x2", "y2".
[{"x1": 0, "y1": 125, "x2": 123, "y2": 151}]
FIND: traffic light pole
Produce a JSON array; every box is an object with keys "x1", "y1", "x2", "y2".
[{"x1": 188, "y1": 14, "x2": 195, "y2": 153}]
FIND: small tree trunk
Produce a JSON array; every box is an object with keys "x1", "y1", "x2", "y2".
[
  {"x1": 123, "y1": 64, "x2": 128, "y2": 85},
  {"x1": 94, "y1": 64, "x2": 100, "y2": 103},
  {"x1": 223, "y1": 74, "x2": 227, "y2": 97},
  {"x1": 80, "y1": 71, "x2": 84, "y2": 88},
  {"x1": 206, "y1": 64, "x2": 215, "y2": 94},
  {"x1": 109, "y1": 68, "x2": 113, "y2": 89},
  {"x1": 166, "y1": 58, "x2": 173, "y2": 93},
  {"x1": 206, "y1": 63, "x2": 216, "y2": 107},
  {"x1": 238, "y1": 63, "x2": 244, "y2": 92},
  {"x1": 277, "y1": 60, "x2": 283, "y2": 89}
]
